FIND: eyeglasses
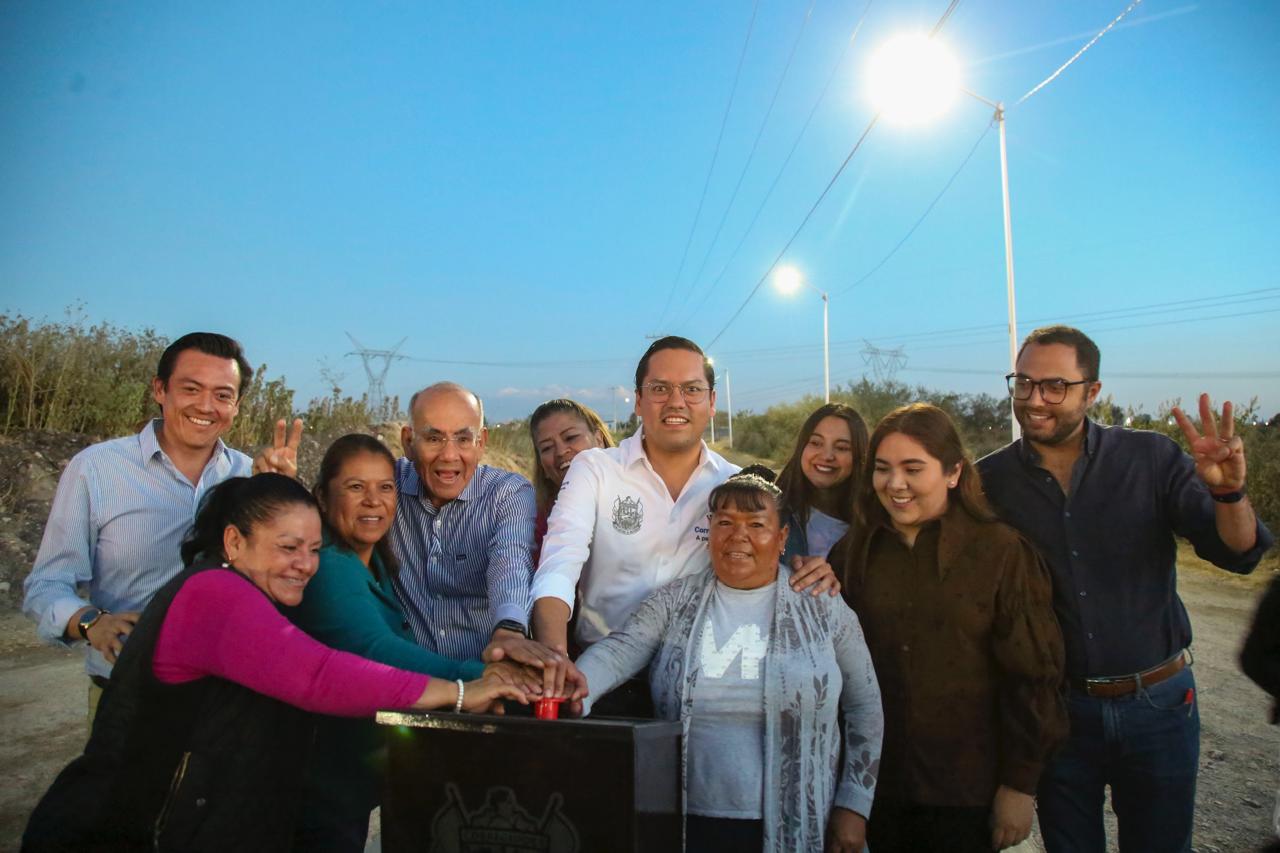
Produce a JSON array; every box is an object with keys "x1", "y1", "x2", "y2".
[
  {"x1": 415, "y1": 432, "x2": 479, "y2": 452},
  {"x1": 638, "y1": 382, "x2": 710, "y2": 403},
  {"x1": 1006, "y1": 373, "x2": 1093, "y2": 404}
]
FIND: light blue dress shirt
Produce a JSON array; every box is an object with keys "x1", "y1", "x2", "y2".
[
  {"x1": 22, "y1": 419, "x2": 252, "y2": 678},
  {"x1": 388, "y1": 457, "x2": 536, "y2": 661}
]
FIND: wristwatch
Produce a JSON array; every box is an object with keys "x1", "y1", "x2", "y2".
[
  {"x1": 77, "y1": 607, "x2": 108, "y2": 640},
  {"x1": 493, "y1": 619, "x2": 529, "y2": 638}
]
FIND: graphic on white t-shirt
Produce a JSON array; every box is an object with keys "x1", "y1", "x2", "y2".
[{"x1": 698, "y1": 621, "x2": 768, "y2": 680}]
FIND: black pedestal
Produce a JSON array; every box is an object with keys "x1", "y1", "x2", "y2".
[{"x1": 377, "y1": 711, "x2": 682, "y2": 853}]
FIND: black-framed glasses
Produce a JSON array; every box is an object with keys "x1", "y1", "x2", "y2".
[
  {"x1": 1006, "y1": 373, "x2": 1092, "y2": 404},
  {"x1": 638, "y1": 381, "x2": 710, "y2": 403}
]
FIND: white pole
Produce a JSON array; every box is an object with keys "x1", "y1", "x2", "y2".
[
  {"x1": 726, "y1": 370, "x2": 734, "y2": 449},
  {"x1": 822, "y1": 292, "x2": 831, "y2": 404},
  {"x1": 996, "y1": 104, "x2": 1021, "y2": 442}
]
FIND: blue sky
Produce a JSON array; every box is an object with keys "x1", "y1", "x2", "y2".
[{"x1": 2, "y1": 0, "x2": 1277, "y2": 424}]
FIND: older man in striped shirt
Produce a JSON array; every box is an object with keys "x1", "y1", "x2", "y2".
[{"x1": 391, "y1": 382, "x2": 573, "y2": 694}]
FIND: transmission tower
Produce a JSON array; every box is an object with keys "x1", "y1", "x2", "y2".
[
  {"x1": 346, "y1": 334, "x2": 407, "y2": 417},
  {"x1": 860, "y1": 339, "x2": 908, "y2": 384}
]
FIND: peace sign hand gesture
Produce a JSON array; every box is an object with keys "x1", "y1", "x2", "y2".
[
  {"x1": 252, "y1": 418, "x2": 304, "y2": 479},
  {"x1": 1171, "y1": 393, "x2": 1246, "y2": 492}
]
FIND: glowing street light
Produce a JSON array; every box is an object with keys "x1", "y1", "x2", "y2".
[
  {"x1": 867, "y1": 34, "x2": 960, "y2": 125},
  {"x1": 773, "y1": 264, "x2": 830, "y2": 403},
  {"x1": 866, "y1": 33, "x2": 1022, "y2": 440}
]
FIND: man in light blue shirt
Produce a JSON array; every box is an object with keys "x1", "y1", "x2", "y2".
[{"x1": 22, "y1": 333, "x2": 254, "y2": 703}]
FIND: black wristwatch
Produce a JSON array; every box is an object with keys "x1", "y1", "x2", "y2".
[
  {"x1": 77, "y1": 607, "x2": 108, "y2": 640},
  {"x1": 493, "y1": 619, "x2": 529, "y2": 638},
  {"x1": 1210, "y1": 485, "x2": 1246, "y2": 504}
]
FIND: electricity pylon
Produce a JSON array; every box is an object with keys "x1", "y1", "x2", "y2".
[{"x1": 345, "y1": 334, "x2": 407, "y2": 418}]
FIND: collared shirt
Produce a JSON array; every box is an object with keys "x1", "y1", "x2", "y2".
[
  {"x1": 388, "y1": 457, "x2": 536, "y2": 661},
  {"x1": 838, "y1": 506, "x2": 1066, "y2": 804},
  {"x1": 530, "y1": 431, "x2": 739, "y2": 647},
  {"x1": 22, "y1": 419, "x2": 252, "y2": 678},
  {"x1": 978, "y1": 419, "x2": 1274, "y2": 678}
]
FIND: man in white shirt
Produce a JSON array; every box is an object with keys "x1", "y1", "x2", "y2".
[{"x1": 531, "y1": 336, "x2": 839, "y2": 714}]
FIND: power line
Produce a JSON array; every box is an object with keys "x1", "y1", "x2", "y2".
[
  {"x1": 903, "y1": 305, "x2": 1280, "y2": 353},
  {"x1": 702, "y1": 0, "x2": 964, "y2": 351},
  {"x1": 654, "y1": 0, "x2": 762, "y2": 332},
  {"x1": 703, "y1": 113, "x2": 880, "y2": 350},
  {"x1": 867, "y1": 288, "x2": 1280, "y2": 347},
  {"x1": 672, "y1": 0, "x2": 818, "y2": 322},
  {"x1": 674, "y1": 0, "x2": 876, "y2": 333},
  {"x1": 401, "y1": 354, "x2": 630, "y2": 369},
  {"x1": 836, "y1": 121, "x2": 992, "y2": 296},
  {"x1": 389, "y1": 288, "x2": 1278, "y2": 373},
  {"x1": 902, "y1": 365, "x2": 1280, "y2": 379},
  {"x1": 1016, "y1": 0, "x2": 1146, "y2": 107},
  {"x1": 712, "y1": 288, "x2": 1280, "y2": 360}
]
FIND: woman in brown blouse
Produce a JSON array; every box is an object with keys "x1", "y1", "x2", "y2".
[{"x1": 832, "y1": 403, "x2": 1067, "y2": 852}]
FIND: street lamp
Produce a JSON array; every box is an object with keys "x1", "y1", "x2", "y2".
[
  {"x1": 773, "y1": 265, "x2": 830, "y2": 403},
  {"x1": 867, "y1": 34, "x2": 1021, "y2": 441},
  {"x1": 707, "y1": 360, "x2": 735, "y2": 448},
  {"x1": 611, "y1": 385, "x2": 630, "y2": 433}
]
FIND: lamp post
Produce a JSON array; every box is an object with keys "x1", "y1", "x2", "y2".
[
  {"x1": 611, "y1": 386, "x2": 630, "y2": 434},
  {"x1": 867, "y1": 34, "x2": 1021, "y2": 440},
  {"x1": 708, "y1": 363, "x2": 735, "y2": 448},
  {"x1": 774, "y1": 265, "x2": 830, "y2": 403},
  {"x1": 725, "y1": 369, "x2": 734, "y2": 449}
]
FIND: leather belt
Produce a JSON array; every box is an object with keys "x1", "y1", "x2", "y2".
[{"x1": 1070, "y1": 652, "x2": 1187, "y2": 698}]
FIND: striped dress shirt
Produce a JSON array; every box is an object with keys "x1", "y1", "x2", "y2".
[
  {"x1": 22, "y1": 420, "x2": 252, "y2": 678},
  {"x1": 388, "y1": 457, "x2": 536, "y2": 661}
]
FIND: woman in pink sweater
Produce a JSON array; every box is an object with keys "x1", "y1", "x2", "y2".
[{"x1": 24, "y1": 473, "x2": 527, "y2": 853}]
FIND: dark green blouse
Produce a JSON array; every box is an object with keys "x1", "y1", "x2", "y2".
[{"x1": 289, "y1": 539, "x2": 485, "y2": 831}]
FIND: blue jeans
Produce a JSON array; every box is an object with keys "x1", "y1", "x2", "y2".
[{"x1": 1038, "y1": 665, "x2": 1199, "y2": 853}]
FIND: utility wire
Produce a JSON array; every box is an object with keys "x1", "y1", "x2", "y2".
[
  {"x1": 702, "y1": 0, "x2": 963, "y2": 351},
  {"x1": 1016, "y1": 0, "x2": 1145, "y2": 107},
  {"x1": 714, "y1": 291, "x2": 1280, "y2": 365},
  {"x1": 866, "y1": 289, "x2": 1280, "y2": 347},
  {"x1": 672, "y1": 0, "x2": 819, "y2": 322},
  {"x1": 674, "y1": 0, "x2": 876, "y2": 333},
  {"x1": 903, "y1": 366, "x2": 1280, "y2": 379},
  {"x1": 392, "y1": 288, "x2": 1277, "y2": 372},
  {"x1": 704, "y1": 115, "x2": 880, "y2": 351},
  {"x1": 903, "y1": 306, "x2": 1280, "y2": 352},
  {"x1": 837, "y1": 121, "x2": 992, "y2": 296},
  {"x1": 655, "y1": 0, "x2": 762, "y2": 332}
]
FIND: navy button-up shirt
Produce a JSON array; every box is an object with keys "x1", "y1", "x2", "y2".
[{"x1": 978, "y1": 419, "x2": 1274, "y2": 679}]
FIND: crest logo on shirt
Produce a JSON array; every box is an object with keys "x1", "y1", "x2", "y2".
[
  {"x1": 428, "y1": 783, "x2": 579, "y2": 853},
  {"x1": 611, "y1": 495, "x2": 643, "y2": 535}
]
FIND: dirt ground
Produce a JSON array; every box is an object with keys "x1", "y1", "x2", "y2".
[{"x1": 1, "y1": 554, "x2": 1276, "y2": 853}]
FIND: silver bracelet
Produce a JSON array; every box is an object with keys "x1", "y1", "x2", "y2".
[{"x1": 453, "y1": 679, "x2": 465, "y2": 713}]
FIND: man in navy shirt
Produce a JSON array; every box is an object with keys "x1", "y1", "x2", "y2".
[{"x1": 978, "y1": 325, "x2": 1273, "y2": 853}]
